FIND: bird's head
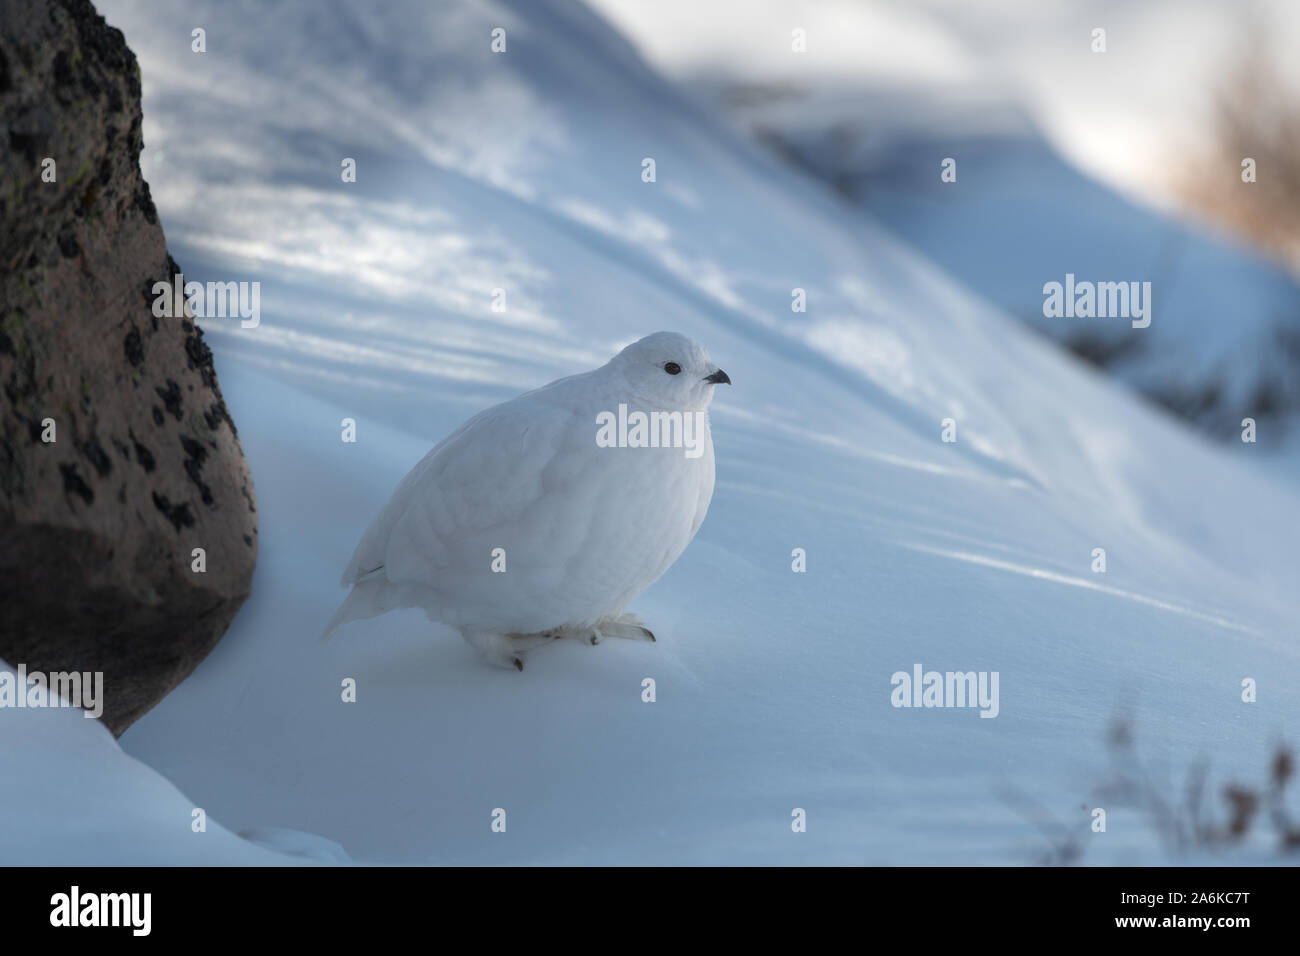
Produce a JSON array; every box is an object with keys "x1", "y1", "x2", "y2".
[{"x1": 609, "y1": 331, "x2": 730, "y2": 410}]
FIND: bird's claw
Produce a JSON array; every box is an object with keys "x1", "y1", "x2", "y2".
[
  {"x1": 505, "y1": 617, "x2": 656, "y2": 661},
  {"x1": 594, "y1": 620, "x2": 656, "y2": 643}
]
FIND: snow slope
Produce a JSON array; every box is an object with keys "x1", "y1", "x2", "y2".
[
  {"x1": 5, "y1": 0, "x2": 1296, "y2": 864},
  {"x1": 590, "y1": 0, "x2": 1300, "y2": 209},
  {"x1": 750, "y1": 97, "x2": 1300, "y2": 445},
  {"x1": 590, "y1": 0, "x2": 1300, "y2": 448},
  {"x1": 0, "y1": 660, "x2": 295, "y2": 865}
]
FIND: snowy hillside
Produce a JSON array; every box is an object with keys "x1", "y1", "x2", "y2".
[
  {"x1": 0, "y1": 659, "x2": 296, "y2": 865},
  {"x1": 589, "y1": 0, "x2": 1300, "y2": 450},
  {"x1": 730, "y1": 89, "x2": 1300, "y2": 447},
  {"x1": 7, "y1": 0, "x2": 1298, "y2": 864}
]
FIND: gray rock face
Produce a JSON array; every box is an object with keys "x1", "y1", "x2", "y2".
[{"x1": 0, "y1": 0, "x2": 257, "y2": 735}]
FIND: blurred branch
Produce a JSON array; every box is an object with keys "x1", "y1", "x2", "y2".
[{"x1": 1177, "y1": 28, "x2": 1300, "y2": 272}]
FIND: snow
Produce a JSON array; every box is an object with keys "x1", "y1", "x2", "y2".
[
  {"x1": 590, "y1": 0, "x2": 1300, "y2": 451},
  {"x1": 237, "y1": 827, "x2": 352, "y2": 863},
  {"x1": 4, "y1": 0, "x2": 1297, "y2": 864},
  {"x1": 589, "y1": 0, "x2": 1300, "y2": 210},
  {"x1": 0, "y1": 660, "x2": 290, "y2": 865},
  {"x1": 779, "y1": 116, "x2": 1300, "y2": 446}
]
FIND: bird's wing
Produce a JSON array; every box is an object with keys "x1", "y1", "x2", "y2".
[
  {"x1": 687, "y1": 427, "x2": 716, "y2": 540},
  {"x1": 340, "y1": 383, "x2": 584, "y2": 588}
]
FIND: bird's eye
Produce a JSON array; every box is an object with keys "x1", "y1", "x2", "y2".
[{"x1": 664, "y1": 362, "x2": 681, "y2": 375}]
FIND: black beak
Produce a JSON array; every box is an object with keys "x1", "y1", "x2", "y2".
[{"x1": 704, "y1": 369, "x2": 731, "y2": 385}]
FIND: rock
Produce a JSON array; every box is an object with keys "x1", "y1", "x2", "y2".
[{"x1": 0, "y1": 0, "x2": 257, "y2": 735}]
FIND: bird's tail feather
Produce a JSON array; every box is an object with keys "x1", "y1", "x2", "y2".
[{"x1": 320, "y1": 579, "x2": 392, "y2": 642}]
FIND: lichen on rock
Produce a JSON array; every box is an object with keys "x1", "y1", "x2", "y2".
[{"x1": 0, "y1": 0, "x2": 258, "y2": 735}]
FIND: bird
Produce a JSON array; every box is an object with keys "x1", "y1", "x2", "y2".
[{"x1": 321, "y1": 331, "x2": 730, "y2": 670}]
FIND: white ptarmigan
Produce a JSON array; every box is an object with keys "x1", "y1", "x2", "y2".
[{"x1": 321, "y1": 331, "x2": 729, "y2": 669}]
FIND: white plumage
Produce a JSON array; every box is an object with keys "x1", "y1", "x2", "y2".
[{"x1": 321, "y1": 331, "x2": 729, "y2": 669}]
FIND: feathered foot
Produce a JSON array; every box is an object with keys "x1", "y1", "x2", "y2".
[
  {"x1": 551, "y1": 614, "x2": 656, "y2": 645},
  {"x1": 469, "y1": 614, "x2": 656, "y2": 669},
  {"x1": 595, "y1": 613, "x2": 656, "y2": 643},
  {"x1": 466, "y1": 630, "x2": 561, "y2": 671}
]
